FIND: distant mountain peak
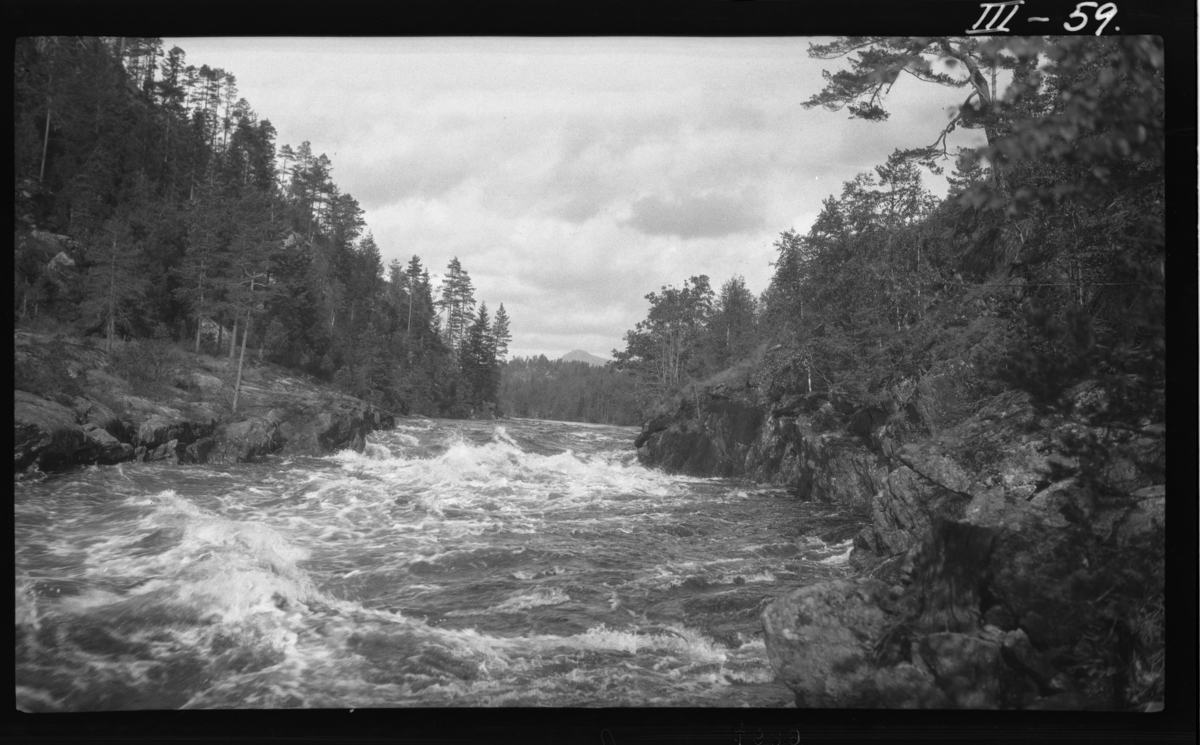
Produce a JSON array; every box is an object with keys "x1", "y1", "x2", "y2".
[{"x1": 560, "y1": 349, "x2": 608, "y2": 367}]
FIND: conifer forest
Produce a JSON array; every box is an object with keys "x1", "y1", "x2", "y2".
[{"x1": 15, "y1": 37, "x2": 510, "y2": 418}]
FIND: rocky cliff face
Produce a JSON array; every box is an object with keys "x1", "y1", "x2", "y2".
[
  {"x1": 14, "y1": 332, "x2": 396, "y2": 477},
  {"x1": 634, "y1": 374, "x2": 1165, "y2": 710}
]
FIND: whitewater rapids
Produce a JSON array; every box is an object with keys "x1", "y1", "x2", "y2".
[{"x1": 15, "y1": 417, "x2": 857, "y2": 710}]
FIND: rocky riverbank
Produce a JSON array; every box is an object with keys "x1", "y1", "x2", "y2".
[
  {"x1": 14, "y1": 330, "x2": 396, "y2": 478},
  {"x1": 634, "y1": 371, "x2": 1165, "y2": 710}
]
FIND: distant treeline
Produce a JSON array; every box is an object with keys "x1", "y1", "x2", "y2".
[
  {"x1": 498, "y1": 356, "x2": 641, "y2": 426},
  {"x1": 14, "y1": 37, "x2": 510, "y2": 418}
]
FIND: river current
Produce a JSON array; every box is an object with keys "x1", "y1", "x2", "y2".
[{"x1": 15, "y1": 417, "x2": 859, "y2": 710}]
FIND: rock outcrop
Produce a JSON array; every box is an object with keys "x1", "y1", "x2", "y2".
[
  {"x1": 14, "y1": 332, "x2": 397, "y2": 476},
  {"x1": 637, "y1": 397, "x2": 763, "y2": 477},
  {"x1": 762, "y1": 506, "x2": 1162, "y2": 709},
  {"x1": 14, "y1": 391, "x2": 87, "y2": 472},
  {"x1": 635, "y1": 366, "x2": 1164, "y2": 710}
]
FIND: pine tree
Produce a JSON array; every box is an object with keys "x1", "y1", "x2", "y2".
[
  {"x1": 460, "y1": 301, "x2": 498, "y2": 410},
  {"x1": 80, "y1": 213, "x2": 150, "y2": 353},
  {"x1": 438, "y1": 257, "x2": 476, "y2": 351},
  {"x1": 174, "y1": 182, "x2": 231, "y2": 352},
  {"x1": 491, "y1": 303, "x2": 512, "y2": 361},
  {"x1": 227, "y1": 188, "x2": 283, "y2": 412}
]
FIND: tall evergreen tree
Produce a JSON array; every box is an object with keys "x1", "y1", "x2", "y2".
[
  {"x1": 438, "y1": 257, "x2": 476, "y2": 351},
  {"x1": 491, "y1": 303, "x2": 512, "y2": 361},
  {"x1": 174, "y1": 182, "x2": 232, "y2": 352},
  {"x1": 79, "y1": 212, "x2": 150, "y2": 353},
  {"x1": 460, "y1": 301, "x2": 498, "y2": 410}
]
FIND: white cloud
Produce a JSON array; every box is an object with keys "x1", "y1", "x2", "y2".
[{"x1": 167, "y1": 36, "x2": 984, "y2": 359}]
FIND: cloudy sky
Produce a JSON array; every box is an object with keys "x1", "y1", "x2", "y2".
[{"x1": 164, "y1": 37, "x2": 986, "y2": 360}]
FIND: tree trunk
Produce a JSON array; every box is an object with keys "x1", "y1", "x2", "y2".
[
  {"x1": 941, "y1": 40, "x2": 1010, "y2": 197},
  {"x1": 229, "y1": 316, "x2": 238, "y2": 359},
  {"x1": 106, "y1": 241, "x2": 118, "y2": 354},
  {"x1": 39, "y1": 108, "x2": 51, "y2": 184},
  {"x1": 232, "y1": 313, "x2": 251, "y2": 414},
  {"x1": 194, "y1": 281, "x2": 205, "y2": 353}
]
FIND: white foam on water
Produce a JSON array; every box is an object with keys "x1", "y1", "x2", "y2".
[
  {"x1": 818, "y1": 539, "x2": 854, "y2": 565},
  {"x1": 18, "y1": 416, "x2": 858, "y2": 709},
  {"x1": 741, "y1": 571, "x2": 778, "y2": 583},
  {"x1": 492, "y1": 426, "x2": 520, "y2": 448},
  {"x1": 362, "y1": 442, "x2": 392, "y2": 460},
  {"x1": 41, "y1": 488, "x2": 332, "y2": 627},
  {"x1": 322, "y1": 427, "x2": 683, "y2": 522},
  {"x1": 15, "y1": 579, "x2": 40, "y2": 630},
  {"x1": 444, "y1": 587, "x2": 570, "y2": 617},
  {"x1": 510, "y1": 566, "x2": 566, "y2": 580},
  {"x1": 441, "y1": 622, "x2": 729, "y2": 666}
]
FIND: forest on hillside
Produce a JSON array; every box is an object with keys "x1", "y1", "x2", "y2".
[
  {"x1": 498, "y1": 356, "x2": 641, "y2": 426},
  {"x1": 14, "y1": 37, "x2": 511, "y2": 418},
  {"x1": 614, "y1": 35, "x2": 1165, "y2": 494}
]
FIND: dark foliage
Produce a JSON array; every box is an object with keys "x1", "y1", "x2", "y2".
[{"x1": 14, "y1": 37, "x2": 508, "y2": 419}]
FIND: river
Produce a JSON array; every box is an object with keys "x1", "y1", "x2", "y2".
[{"x1": 15, "y1": 417, "x2": 860, "y2": 710}]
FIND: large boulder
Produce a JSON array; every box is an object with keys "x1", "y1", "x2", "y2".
[
  {"x1": 78, "y1": 424, "x2": 135, "y2": 465},
  {"x1": 210, "y1": 417, "x2": 284, "y2": 463},
  {"x1": 179, "y1": 437, "x2": 216, "y2": 465},
  {"x1": 917, "y1": 632, "x2": 1003, "y2": 709},
  {"x1": 764, "y1": 534, "x2": 1008, "y2": 708},
  {"x1": 14, "y1": 391, "x2": 85, "y2": 471},
  {"x1": 271, "y1": 397, "x2": 396, "y2": 457},
  {"x1": 134, "y1": 414, "x2": 209, "y2": 451},
  {"x1": 70, "y1": 396, "x2": 125, "y2": 439},
  {"x1": 762, "y1": 579, "x2": 949, "y2": 708}
]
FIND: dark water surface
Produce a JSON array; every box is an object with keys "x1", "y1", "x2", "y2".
[{"x1": 15, "y1": 417, "x2": 857, "y2": 710}]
